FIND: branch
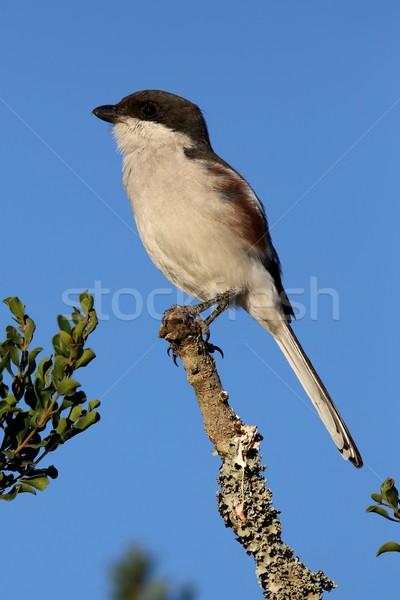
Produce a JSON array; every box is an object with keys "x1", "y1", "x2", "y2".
[{"x1": 159, "y1": 306, "x2": 336, "y2": 599}]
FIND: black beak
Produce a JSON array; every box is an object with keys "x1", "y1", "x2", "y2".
[{"x1": 92, "y1": 104, "x2": 120, "y2": 123}]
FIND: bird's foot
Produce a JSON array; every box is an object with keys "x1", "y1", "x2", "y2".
[
  {"x1": 186, "y1": 290, "x2": 235, "y2": 348},
  {"x1": 163, "y1": 291, "x2": 235, "y2": 364},
  {"x1": 204, "y1": 341, "x2": 224, "y2": 358},
  {"x1": 167, "y1": 344, "x2": 179, "y2": 366}
]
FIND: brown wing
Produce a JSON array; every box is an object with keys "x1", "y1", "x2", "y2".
[{"x1": 185, "y1": 147, "x2": 294, "y2": 321}]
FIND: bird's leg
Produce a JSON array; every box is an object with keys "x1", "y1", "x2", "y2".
[
  {"x1": 190, "y1": 290, "x2": 235, "y2": 318},
  {"x1": 188, "y1": 290, "x2": 235, "y2": 333},
  {"x1": 204, "y1": 292, "x2": 234, "y2": 326},
  {"x1": 191, "y1": 290, "x2": 236, "y2": 355}
]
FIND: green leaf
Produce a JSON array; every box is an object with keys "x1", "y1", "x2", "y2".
[
  {"x1": 376, "y1": 541, "x2": 400, "y2": 556},
  {"x1": 3, "y1": 297, "x2": 25, "y2": 320},
  {"x1": 59, "y1": 390, "x2": 87, "y2": 410},
  {"x1": 74, "y1": 411, "x2": 100, "y2": 431},
  {"x1": 13, "y1": 413, "x2": 32, "y2": 443},
  {"x1": 0, "y1": 397, "x2": 18, "y2": 417},
  {"x1": 58, "y1": 398, "x2": 74, "y2": 411},
  {"x1": 381, "y1": 478, "x2": 399, "y2": 508},
  {"x1": 37, "y1": 355, "x2": 53, "y2": 381},
  {"x1": 0, "y1": 486, "x2": 19, "y2": 501},
  {"x1": 52, "y1": 333, "x2": 70, "y2": 358},
  {"x1": 86, "y1": 310, "x2": 98, "y2": 335},
  {"x1": 3, "y1": 394, "x2": 17, "y2": 406},
  {"x1": 71, "y1": 308, "x2": 84, "y2": 325},
  {"x1": 51, "y1": 362, "x2": 64, "y2": 387},
  {"x1": 79, "y1": 292, "x2": 94, "y2": 315},
  {"x1": 56, "y1": 378, "x2": 81, "y2": 396},
  {"x1": 72, "y1": 319, "x2": 87, "y2": 344},
  {"x1": 9, "y1": 346, "x2": 20, "y2": 367},
  {"x1": 55, "y1": 417, "x2": 69, "y2": 437},
  {"x1": 24, "y1": 317, "x2": 36, "y2": 346},
  {"x1": 366, "y1": 506, "x2": 398, "y2": 522},
  {"x1": 54, "y1": 353, "x2": 68, "y2": 371},
  {"x1": 69, "y1": 342, "x2": 82, "y2": 361},
  {"x1": 0, "y1": 352, "x2": 11, "y2": 375},
  {"x1": 18, "y1": 483, "x2": 37, "y2": 495},
  {"x1": 20, "y1": 476, "x2": 49, "y2": 491},
  {"x1": 371, "y1": 493, "x2": 383, "y2": 503},
  {"x1": 381, "y1": 478, "x2": 397, "y2": 493},
  {"x1": 34, "y1": 372, "x2": 44, "y2": 394},
  {"x1": 57, "y1": 315, "x2": 72, "y2": 335},
  {"x1": 75, "y1": 348, "x2": 96, "y2": 369},
  {"x1": 25, "y1": 347, "x2": 43, "y2": 377},
  {"x1": 29, "y1": 408, "x2": 47, "y2": 428},
  {"x1": 58, "y1": 330, "x2": 72, "y2": 348},
  {"x1": 28, "y1": 439, "x2": 50, "y2": 449},
  {"x1": 88, "y1": 399, "x2": 101, "y2": 410},
  {"x1": 69, "y1": 404, "x2": 82, "y2": 422},
  {"x1": 6, "y1": 325, "x2": 23, "y2": 345}
]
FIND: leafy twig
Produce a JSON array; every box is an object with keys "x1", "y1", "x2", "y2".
[
  {"x1": 366, "y1": 478, "x2": 400, "y2": 556},
  {"x1": 0, "y1": 292, "x2": 100, "y2": 500}
]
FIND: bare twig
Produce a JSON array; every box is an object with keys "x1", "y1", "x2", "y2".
[{"x1": 159, "y1": 306, "x2": 336, "y2": 599}]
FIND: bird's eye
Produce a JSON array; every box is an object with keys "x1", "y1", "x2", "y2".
[{"x1": 141, "y1": 102, "x2": 158, "y2": 117}]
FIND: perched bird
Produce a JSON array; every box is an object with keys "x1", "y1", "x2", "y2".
[{"x1": 93, "y1": 90, "x2": 363, "y2": 468}]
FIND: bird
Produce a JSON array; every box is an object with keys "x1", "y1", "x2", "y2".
[{"x1": 92, "y1": 89, "x2": 363, "y2": 468}]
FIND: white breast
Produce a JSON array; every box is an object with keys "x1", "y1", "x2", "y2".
[{"x1": 114, "y1": 119, "x2": 279, "y2": 313}]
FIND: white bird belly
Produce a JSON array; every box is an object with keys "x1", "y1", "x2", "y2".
[{"x1": 122, "y1": 144, "x2": 280, "y2": 322}]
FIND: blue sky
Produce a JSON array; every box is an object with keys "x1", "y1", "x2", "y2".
[{"x1": 2, "y1": 2, "x2": 400, "y2": 598}]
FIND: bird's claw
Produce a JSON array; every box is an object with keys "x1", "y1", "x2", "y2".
[
  {"x1": 205, "y1": 342, "x2": 224, "y2": 358},
  {"x1": 167, "y1": 344, "x2": 179, "y2": 366},
  {"x1": 192, "y1": 313, "x2": 224, "y2": 356}
]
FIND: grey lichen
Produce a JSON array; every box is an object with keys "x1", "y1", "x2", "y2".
[{"x1": 217, "y1": 428, "x2": 335, "y2": 598}]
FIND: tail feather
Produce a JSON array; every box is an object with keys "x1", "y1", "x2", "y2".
[{"x1": 272, "y1": 321, "x2": 363, "y2": 468}]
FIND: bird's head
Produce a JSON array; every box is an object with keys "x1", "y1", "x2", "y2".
[{"x1": 92, "y1": 90, "x2": 211, "y2": 154}]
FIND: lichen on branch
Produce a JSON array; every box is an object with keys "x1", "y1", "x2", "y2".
[{"x1": 159, "y1": 306, "x2": 335, "y2": 599}]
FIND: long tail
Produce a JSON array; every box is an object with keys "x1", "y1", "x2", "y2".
[{"x1": 270, "y1": 320, "x2": 363, "y2": 468}]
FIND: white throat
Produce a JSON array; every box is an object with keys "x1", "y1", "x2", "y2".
[{"x1": 113, "y1": 117, "x2": 193, "y2": 156}]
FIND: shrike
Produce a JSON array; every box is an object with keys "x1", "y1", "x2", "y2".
[{"x1": 93, "y1": 90, "x2": 362, "y2": 468}]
